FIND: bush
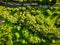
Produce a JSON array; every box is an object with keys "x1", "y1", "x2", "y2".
[{"x1": 0, "y1": 6, "x2": 60, "y2": 45}]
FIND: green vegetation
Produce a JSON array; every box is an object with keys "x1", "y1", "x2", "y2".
[
  {"x1": 0, "y1": 6, "x2": 60, "y2": 45},
  {"x1": 56, "y1": 0, "x2": 60, "y2": 4},
  {"x1": 2, "y1": 0, "x2": 56, "y2": 5}
]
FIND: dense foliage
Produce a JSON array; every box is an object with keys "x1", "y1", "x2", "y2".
[{"x1": 0, "y1": 6, "x2": 60, "y2": 45}]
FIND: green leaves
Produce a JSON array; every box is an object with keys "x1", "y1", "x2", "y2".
[
  {"x1": 17, "y1": 26, "x2": 21, "y2": 31},
  {"x1": 57, "y1": 19, "x2": 60, "y2": 25},
  {"x1": 0, "y1": 6, "x2": 60, "y2": 45},
  {"x1": 7, "y1": 16, "x2": 18, "y2": 23},
  {"x1": 28, "y1": 35, "x2": 41, "y2": 44},
  {"x1": 21, "y1": 39, "x2": 27, "y2": 44},
  {"x1": 22, "y1": 29, "x2": 29, "y2": 38},
  {"x1": 6, "y1": 40, "x2": 13, "y2": 45},
  {"x1": 18, "y1": 0, "x2": 24, "y2": 2},
  {"x1": 15, "y1": 32, "x2": 20, "y2": 39}
]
